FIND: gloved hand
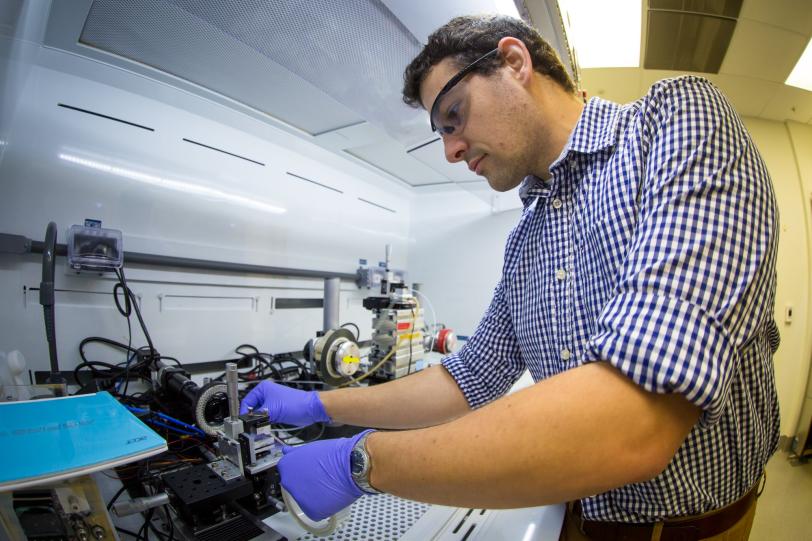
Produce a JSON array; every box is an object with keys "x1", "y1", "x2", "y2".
[
  {"x1": 239, "y1": 381, "x2": 331, "y2": 426},
  {"x1": 278, "y1": 429, "x2": 377, "y2": 521}
]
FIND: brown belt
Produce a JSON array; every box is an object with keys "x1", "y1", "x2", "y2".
[{"x1": 572, "y1": 480, "x2": 761, "y2": 541}]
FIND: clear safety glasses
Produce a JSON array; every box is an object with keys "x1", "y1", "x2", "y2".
[{"x1": 429, "y1": 48, "x2": 500, "y2": 136}]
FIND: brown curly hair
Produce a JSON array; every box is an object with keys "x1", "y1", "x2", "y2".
[{"x1": 402, "y1": 15, "x2": 576, "y2": 108}]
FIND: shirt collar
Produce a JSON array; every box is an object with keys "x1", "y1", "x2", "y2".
[
  {"x1": 519, "y1": 175, "x2": 549, "y2": 207},
  {"x1": 567, "y1": 96, "x2": 622, "y2": 155},
  {"x1": 518, "y1": 97, "x2": 622, "y2": 207}
]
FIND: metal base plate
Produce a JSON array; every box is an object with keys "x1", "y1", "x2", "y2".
[{"x1": 163, "y1": 464, "x2": 252, "y2": 507}]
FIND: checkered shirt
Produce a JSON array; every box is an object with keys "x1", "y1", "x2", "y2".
[{"x1": 442, "y1": 76, "x2": 781, "y2": 522}]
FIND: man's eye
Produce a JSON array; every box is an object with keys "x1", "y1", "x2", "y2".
[{"x1": 445, "y1": 103, "x2": 461, "y2": 123}]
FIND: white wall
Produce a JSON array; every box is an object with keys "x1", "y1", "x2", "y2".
[
  {"x1": 744, "y1": 118, "x2": 812, "y2": 438},
  {"x1": 783, "y1": 121, "x2": 812, "y2": 442},
  {"x1": 408, "y1": 187, "x2": 521, "y2": 336}
]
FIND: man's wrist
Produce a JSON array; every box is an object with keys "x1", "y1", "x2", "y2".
[
  {"x1": 365, "y1": 431, "x2": 382, "y2": 493},
  {"x1": 350, "y1": 430, "x2": 382, "y2": 494},
  {"x1": 309, "y1": 391, "x2": 332, "y2": 424}
]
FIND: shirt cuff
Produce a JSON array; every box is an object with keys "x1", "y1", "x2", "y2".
[
  {"x1": 582, "y1": 292, "x2": 738, "y2": 428},
  {"x1": 442, "y1": 348, "x2": 508, "y2": 409}
]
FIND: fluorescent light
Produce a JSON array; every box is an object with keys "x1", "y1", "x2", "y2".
[
  {"x1": 786, "y1": 37, "x2": 812, "y2": 91},
  {"x1": 59, "y1": 153, "x2": 286, "y2": 215},
  {"x1": 493, "y1": 0, "x2": 520, "y2": 19},
  {"x1": 558, "y1": 0, "x2": 641, "y2": 68}
]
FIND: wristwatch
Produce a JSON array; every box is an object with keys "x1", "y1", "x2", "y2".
[{"x1": 350, "y1": 432, "x2": 382, "y2": 494}]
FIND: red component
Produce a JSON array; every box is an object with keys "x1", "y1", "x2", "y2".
[
  {"x1": 397, "y1": 322, "x2": 412, "y2": 331},
  {"x1": 434, "y1": 328, "x2": 453, "y2": 354}
]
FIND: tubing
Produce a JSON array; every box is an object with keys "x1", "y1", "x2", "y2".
[{"x1": 40, "y1": 222, "x2": 63, "y2": 386}]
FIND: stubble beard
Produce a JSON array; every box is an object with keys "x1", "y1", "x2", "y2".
[{"x1": 484, "y1": 149, "x2": 534, "y2": 193}]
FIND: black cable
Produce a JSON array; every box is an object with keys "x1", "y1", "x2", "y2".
[
  {"x1": 79, "y1": 337, "x2": 140, "y2": 361},
  {"x1": 73, "y1": 266, "x2": 177, "y2": 397},
  {"x1": 76, "y1": 337, "x2": 140, "y2": 383},
  {"x1": 111, "y1": 275, "x2": 136, "y2": 394},
  {"x1": 40, "y1": 222, "x2": 62, "y2": 384},
  {"x1": 115, "y1": 268, "x2": 157, "y2": 364},
  {"x1": 235, "y1": 344, "x2": 260, "y2": 356},
  {"x1": 273, "y1": 422, "x2": 326, "y2": 443},
  {"x1": 272, "y1": 352, "x2": 308, "y2": 374},
  {"x1": 158, "y1": 356, "x2": 181, "y2": 367},
  {"x1": 74, "y1": 338, "x2": 149, "y2": 393},
  {"x1": 113, "y1": 281, "x2": 132, "y2": 318},
  {"x1": 340, "y1": 322, "x2": 360, "y2": 340},
  {"x1": 147, "y1": 519, "x2": 170, "y2": 541},
  {"x1": 121, "y1": 317, "x2": 134, "y2": 396},
  {"x1": 168, "y1": 509, "x2": 175, "y2": 541},
  {"x1": 116, "y1": 526, "x2": 143, "y2": 539},
  {"x1": 140, "y1": 508, "x2": 154, "y2": 541},
  {"x1": 106, "y1": 485, "x2": 129, "y2": 511},
  {"x1": 211, "y1": 347, "x2": 288, "y2": 382}
]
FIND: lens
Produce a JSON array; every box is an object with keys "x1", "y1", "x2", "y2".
[
  {"x1": 430, "y1": 81, "x2": 469, "y2": 136},
  {"x1": 429, "y1": 49, "x2": 499, "y2": 135}
]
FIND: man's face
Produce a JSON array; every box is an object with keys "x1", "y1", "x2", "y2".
[{"x1": 419, "y1": 57, "x2": 537, "y2": 192}]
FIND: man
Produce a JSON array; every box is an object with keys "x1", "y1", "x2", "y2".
[{"x1": 242, "y1": 15, "x2": 780, "y2": 540}]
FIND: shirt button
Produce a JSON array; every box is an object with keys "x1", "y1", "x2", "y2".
[
  {"x1": 555, "y1": 269, "x2": 567, "y2": 281},
  {"x1": 552, "y1": 199, "x2": 563, "y2": 209},
  {"x1": 560, "y1": 348, "x2": 571, "y2": 361}
]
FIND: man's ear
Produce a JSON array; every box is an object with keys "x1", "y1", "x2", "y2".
[{"x1": 497, "y1": 36, "x2": 533, "y2": 86}]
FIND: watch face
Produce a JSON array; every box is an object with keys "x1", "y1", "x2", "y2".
[{"x1": 350, "y1": 448, "x2": 366, "y2": 476}]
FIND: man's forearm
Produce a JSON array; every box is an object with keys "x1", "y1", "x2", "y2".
[
  {"x1": 318, "y1": 365, "x2": 471, "y2": 429},
  {"x1": 366, "y1": 362, "x2": 700, "y2": 508}
]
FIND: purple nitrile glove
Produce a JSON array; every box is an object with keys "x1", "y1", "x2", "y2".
[
  {"x1": 239, "y1": 380, "x2": 331, "y2": 426},
  {"x1": 278, "y1": 429, "x2": 377, "y2": 521}
]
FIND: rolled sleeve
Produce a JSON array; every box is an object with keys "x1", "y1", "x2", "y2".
[
  {"x1": 442, "y1": 278, "x2": 525, "y2": 409},
  {"x1": 582, "y1": 77, "x2": 778, "y2": 428},
  {"x1": 584, "y1": 293, "x2": 737, "y2": 427}
]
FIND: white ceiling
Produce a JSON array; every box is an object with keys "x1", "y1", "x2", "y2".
[{"x1": 580, "y1": 0, "x2": 812, "y2": 125}]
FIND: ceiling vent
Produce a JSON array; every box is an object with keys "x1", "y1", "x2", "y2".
[
  {"x1": 644, "y1": 0, "x2": 743, "y2": 73},
  {"x1": 78, "y1": 0, "x2": 426, "y2": 142}
]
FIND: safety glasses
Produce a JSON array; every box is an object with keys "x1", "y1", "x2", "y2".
[{"x1": 429, "y1": 48, "x2": 500, "y2": 135}]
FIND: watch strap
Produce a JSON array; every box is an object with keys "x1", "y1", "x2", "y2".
[{"x1": 351, "y1": 431, "x2": 382, "y2": 494}]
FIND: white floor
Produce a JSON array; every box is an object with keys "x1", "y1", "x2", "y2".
[{"x1": 750, "y1": 451, "x2": 812, "y2": 541}]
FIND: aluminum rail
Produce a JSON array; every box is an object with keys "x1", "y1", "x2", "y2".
[{"x1": 0, "y1": 232, "x2": 355, "y2": 280}]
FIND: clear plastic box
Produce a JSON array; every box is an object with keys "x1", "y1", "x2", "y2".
[{"x1": 66, "y1": 225, "x2": 123, "y2": 271}]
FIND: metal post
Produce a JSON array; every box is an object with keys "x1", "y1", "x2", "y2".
[
  {"x1": 226, "y1": 362, "x2": 239, "y2": 420},
  {"x1": 222, "y1": 362, "x2": 244, "y2": 440},
  {"x1": 323, "y1": 277, "x2": 340, "y2": 331}
]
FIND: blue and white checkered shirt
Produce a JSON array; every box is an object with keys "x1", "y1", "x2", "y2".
[{"x1": 442, "y1": 76, "x2": 780, "y2": 522}]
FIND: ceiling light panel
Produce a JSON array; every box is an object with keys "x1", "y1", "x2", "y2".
[
  {"x1": 786, "y1": 37, "x2": 812, "y2": 92},
  {"x1": 558, "y1": 0, "x2": 642, "y2": 68}
]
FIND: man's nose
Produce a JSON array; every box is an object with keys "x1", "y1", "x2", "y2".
[{"x1": 443, "y1": 135, "x2": 468, "y2": 164}]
